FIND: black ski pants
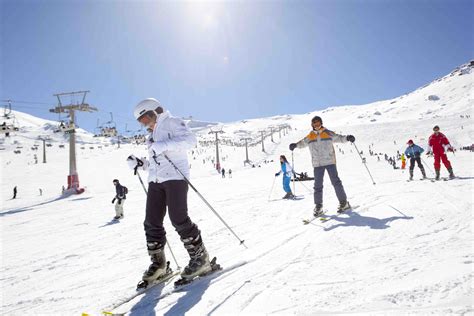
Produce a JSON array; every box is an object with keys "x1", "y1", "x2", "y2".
[
  {"x1": 144, "y1": 180, "x2": 200, "y2": 245},
  {"x1": 409, "y1": 157, "x2": 423, "y2": 171}
]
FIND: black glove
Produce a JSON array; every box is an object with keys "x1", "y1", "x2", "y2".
[
  {"x1": 275, "y1": 172, "x2": 279, "y2": 177},
  {"x1": 289, "y1": 143, "x2": 297, "y2": 151},
  {"x1": 117, "y1": 198, "x2": 122, "y2": 205},
  {"x1": 406, "y1": 155, "x2": 412, "y2": 159},
  {"x1": 112, "y1": 198, "x2": 116, "y2": 204},
  {"x1": 346, "y1": 135, "x2": 355, "y2": 143},
  {"x1": 127, "y1": 155, "x2": 144, "y2": 175}
]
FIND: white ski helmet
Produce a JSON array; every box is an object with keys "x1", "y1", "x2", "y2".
[{"x1": 133, "y1": 98, "x2": 163, "y2": 120}]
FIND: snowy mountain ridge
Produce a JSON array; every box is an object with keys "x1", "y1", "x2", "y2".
[{"x1": 2, "y1": 61, "x2": 473, "y2": 150}]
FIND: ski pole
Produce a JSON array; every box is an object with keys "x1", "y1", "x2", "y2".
[
  {"x1": 136, "y1": 170, "x2": 148, "y2": 195},
  {"x1": 291, "y1": 151, "x2": 296, "y2": 195},
  {"x1": 352, "y1": 142, "x2": 376, "y2": 185},
  {"x1": 268, "y1": 176, "x2": 276, "y2": 201},
  {"x1": 135, "y1": 169, "x2": 181, "y2": 270},
  {"x1": 421, "y1": 157, "x2": 434, "y2": 175},
  {"x1": 295, "y1": 179, "x2": 313, "y2": 194},
  {"x1": 162, "y1": 154, "x2": 247, "y2": 249}
]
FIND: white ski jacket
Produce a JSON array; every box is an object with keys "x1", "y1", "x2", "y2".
[
  {"x1": 145, "y1": 111, "x2": 196, "y2": 183},
  {"x1": 295, "y1": 127, "x2": 348, "y2": 167}
]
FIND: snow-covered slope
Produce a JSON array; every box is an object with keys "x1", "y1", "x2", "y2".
[{"x1": 1, "y1": 62, "x2": 473, "y2": 315}]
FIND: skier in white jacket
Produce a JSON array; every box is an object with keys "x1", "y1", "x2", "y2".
[{"x1": 127, "y1": 98, "x2": 212, "y2": 284}]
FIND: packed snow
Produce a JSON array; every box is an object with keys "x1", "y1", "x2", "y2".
[{"x1": 1, "y1": 62, "x2": 473, "y2": 315}]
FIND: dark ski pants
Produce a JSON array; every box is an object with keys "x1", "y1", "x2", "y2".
[
  {"x1": 409, "y1": 157, "x2": 424, "y2": 171},
  {"x1": 313, "y1": 164, "x2": 347, "y2": 205},
  {"x1": 144, "y1": 180, "x2": 200, "y2": 245}
]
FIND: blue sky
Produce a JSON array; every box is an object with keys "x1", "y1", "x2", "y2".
[{"x1": 1, "y1": 0, "x2": 473, "y2": 133}]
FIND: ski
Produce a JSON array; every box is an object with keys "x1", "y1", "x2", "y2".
[
  {"x1": 104, "y1": 259, "x2": 247, "y2": 316},
  {"x1": 269, "y1": 195, "x2": 305, "y2": 202},
  {"x1": 302, "y1": 211, "x2": 327, "y2": 225},
  {"x1": 102, "y1": 261, "x2": 179, "y2": 315},
  {"x1": 407, "y1": 178, "x2": 429, "y2": 182},
  {"x1": 290, "y1": 195, "x2": 305, "y2": 201},
  {"x1": 430, "y1": 177, "x2": 449, "y2": 182},
  {"x1": 173, "y1": 257, "x2": 221, "y2": 288},
  {"x1": 319, "y1": 205, "x2": 360, "y2": 223},
  {"x1": 136, "y1": 262, "x2": 180, "y2": 291}
]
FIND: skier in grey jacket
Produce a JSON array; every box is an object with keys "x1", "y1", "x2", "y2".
[
  {"x1": 127, "y1": 98, "x2": 212, "y2": 285},
  {"x1": 289, "y1": 116, "x2": 355, "y2": 216}
]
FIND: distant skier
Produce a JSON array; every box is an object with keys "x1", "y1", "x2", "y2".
[
  {"x1": 127, "y1": 98, "x2": 213, "y2": 287},
  {"x1": 13, "y1": 186, "x2": 17, "y2": 199},
  {"x1": 289, "y1": 116, "x2": 355, "y2": 216},
  {"x1": 221, "y1": 168, "x2": 226, "y2": 178},
  {"x1": 275, "y1": 155, "x2": 295, "y2": 199},
  {"x1": 112, "y1": 179, "x2": 127, "y2": 220},
  {"x1": 400, "y1": 153, "x2": 406, "y2": 170},
  {"x1": 427, "y1": 125, "x2": 455, "y2": 180},
  {"x1": 39, "y1": 188, "x2": 43, "y2": 196},
  {"x1": 228, "y1": 169, "x2": 232, "y2": 178},
  {"x1": 405, "y1": 140, "x2": 426, "y2": 180}
]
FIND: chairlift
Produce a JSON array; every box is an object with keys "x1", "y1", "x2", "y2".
[
  {"x1": 59, "y1": 121, "x2": 75, "y2": 133},
  {"x1": 94, "y1": 118, "x2": 103, "y2": 137},
  {"x1": 0, "y1": 122, "x2": 14, "y2": 135},
  {"x1": 100, "y1": 112, "x2": 117, "y2": 137}
]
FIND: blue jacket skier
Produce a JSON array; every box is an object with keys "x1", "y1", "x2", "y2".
[
  {"x1": 275, "y1": 155, "x2": 295, "y2": 199},
  {"x1": 404, "y1": 140, "x2": 426, "y2": 180}
]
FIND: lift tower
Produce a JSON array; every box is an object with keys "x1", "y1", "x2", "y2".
[{"x1": 49, "y1": 91, "x2": 97, "y2": 194}]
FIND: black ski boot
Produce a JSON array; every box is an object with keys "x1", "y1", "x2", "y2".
[
  {"x1": 435, "y1": 169, "x2": 440, "y2": 181},
  {"x1": 409, "y1": 169, "x2": 414, "y2": 181},
  {"x1": 313, "y1": 204, "x2": 324, "y2": 217},
  {"x1": 282, "y1": 192, "x2": 293, "y2": 199},
  {"x1": 421, "y1": 168, "x2": 427, "y2": 179},
  {"x1": 142, "y1": 242, "x2": 167, "y2": 282},
  {"x1": 180, "y1": 235, "x2": 212, "y2": 280},
  {"x1": 337, "y1": 201, "x2": 351, "y2": 214},
  {"x1": 448, "y1": 168, "x2": 455, "y2": 179}
]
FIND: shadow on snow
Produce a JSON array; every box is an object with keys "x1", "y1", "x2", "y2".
[
  {"x1": 323, "y1": 210, "x2": 414, "y2": 231},
  {"x1": 0, "y1": 195, "x2": 69, "y2": 217}
]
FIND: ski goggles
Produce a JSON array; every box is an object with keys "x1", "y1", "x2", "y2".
[{"x1": 137, "y1": 111, "x2": 157, "y2": 128}]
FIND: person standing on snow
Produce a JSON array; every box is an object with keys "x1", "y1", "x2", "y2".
[
  {"x1": 400, "y1": 153, "x2": 406, "y2": 170},
  {"x1": 127, "y1": 98, "x2": 213, "y2": 285},
  {"x1": 404, "y1": 140, "x2": 426, "y2": 180},
  {"x1": 228, "y1": 169, "x2": 232, "y2": 178},
  {"x1": 221, "y1": 168, "x2": 226, "y2": 178},
  {"x1": 112, "y1": 179, "x2": 127, "y2": 220},
  {"x1": 289, "y1": 116, "x2": 355, "y2": 216},
  {"x1": 427, "y1": 125, "x2": 455, "y2": 180},
  {"x1": 275, "y1": 155, "x2": 295, "y2": 199},
  {"x1": 13, "y1": 186, "x2": 17, "y2": 199}
]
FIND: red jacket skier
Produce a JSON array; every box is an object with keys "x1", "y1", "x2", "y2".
[{"x1": 427, "y1": 125, "x2": 455, "y2": 180}]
